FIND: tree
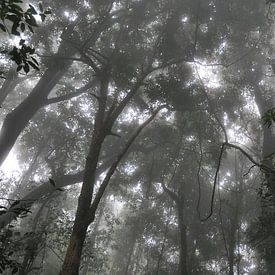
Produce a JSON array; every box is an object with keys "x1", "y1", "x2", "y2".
[
  {"x1": 0, "y1": 0, "x2": 274, "y2": 274},
  {"x1": 0, "y1": 0, "x2": 51, "y2": 74}
]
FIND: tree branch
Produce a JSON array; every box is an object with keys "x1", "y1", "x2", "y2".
[
  {"x1": 89, "y1": 105, "x2": 166, "y2": 222},
  {"x1": 45, "y1": 79, "x2": 97, "y2": 106},
  {"x1": 161, "y1": 182, "x2": 180, "y2": 205},
  {"x1": 201, "y1": 141, "x2": 275, "y2": 222}
]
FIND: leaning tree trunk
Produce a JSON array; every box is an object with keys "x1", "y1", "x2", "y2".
[
  {"x1": 0, "y1": 155, "x2": 116, "y2": 229},
  {"x1": 0, "y1": 41, "x2": 73, "y2": 166},
  {"x1": 0, "y1": 68, "x2": 26, "y2": 107},
  {"x1": 0, "y1": 65, "x2": 71, "y2": 166}
]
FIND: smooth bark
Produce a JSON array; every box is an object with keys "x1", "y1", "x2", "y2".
[
  {"x1": 0, "y1": 68, "x2": 24, "y2": 107},
  {"x1": 0, "y1": 42, "x2": 73, "y2": 166}
]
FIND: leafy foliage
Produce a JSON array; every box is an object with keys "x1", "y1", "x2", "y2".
[
  {"x1": 0, "y1": 227, "x2": 21, "y2": 274},
  {"x1": 0, "y1": 0, "x2": 51, "y2": 74}
]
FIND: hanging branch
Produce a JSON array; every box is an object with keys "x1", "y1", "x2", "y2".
[
  {"x1": 201, "y1": 141, "x2": 275, "y2": 221},
  {"x1": 201, "y1": 143, "x2": 225, "y2": 221},
  {"x1": 194, "y1": 64, "x2": 228, "y2": 143},
  {"x1": 196, "y1": 136, "x2": 203, "y2": 220}
]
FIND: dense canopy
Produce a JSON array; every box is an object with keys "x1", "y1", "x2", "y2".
[{"x1": 0, "y1": 0, "x2": 275, "y2": 274}]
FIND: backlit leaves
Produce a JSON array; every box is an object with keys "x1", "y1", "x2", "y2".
[{"x1": 0, "y1": 0, "x2": 51, "y2": 73}]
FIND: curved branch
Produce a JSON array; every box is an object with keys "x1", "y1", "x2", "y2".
[{"x1": 201, "y1": 141, "x2": 275, "y2": 222}]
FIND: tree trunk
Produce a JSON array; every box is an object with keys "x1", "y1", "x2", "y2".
[
  {"x1": 156, "y1": 220, "x2": 169, "y2": 274},
  {"x1": 0, "y1": 68, "x2": 24, "y2": 107},
  {"x1": 81, "y1": 200, "x2": 106, "y2": 275},
  {"x1": 60, "y1": 219, "x2": 90, "y2": 275},
  {"x1": 60, "y1": 121, "x2": 107, "y2": 273},
  {"x1": 0, "y1": 64, "x2": 70, "y2": 166},
  {"x1": 177, "y1": 206, "x2": 188, "y2": 275},
  {"x1": 0, "y1": 156, "x2": 114, "y2": 229}
]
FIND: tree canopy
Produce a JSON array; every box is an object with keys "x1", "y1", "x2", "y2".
[{"x1": 0, "y1": 0, "x2": 275, "y2": 274}]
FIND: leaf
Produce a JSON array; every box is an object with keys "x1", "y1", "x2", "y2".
[
  {"x1": 11, "y1": 24, "x2": 20, "y2": 35},
  {"x1": 25, "y1": 15, "x2": 38, "y2": 27},
  {"x1": 10, "y1": 3, "x2": 23, "y2": 13},
  {"x1": 28, "y1": 25, "x2": 34, "y2": 33},
  {"x1": 39, "y1": 2, "x2": 43, "y2": 12},
  {"x1": 29, "y1": 47, "x2": 35, "y2": 54},
  {"x1": 12, "y1": 267, "x2": 18, "y2": 274},
  {"x1": 49, "y1": 178, "x2": 56, "y2": 187},
  {"x1": 16, "y1": 65, "x2": 23, "y2": 72},
  {"x1": 28, "y1": 60, "x2": 39, "y2": 70},
  {"x1": 40, "y1": 13, "x2": 46, "y2": 22},
  {"x1": 6, "y1": 14, "x2": 19, "y2": 24},
  {"x1": 19, "y1": 39, "x2": 25, "y2": 45},
  {"x1": 28, "y1": 4, "x2": 38, "y2": 15},
  {"x1": 31, "y1": 56, "x2": 39, "y2": 65},
  {"x1": 20, "y1": 22, "x2": 25, "y2": 32},
  {"x1": 0, "y1": 23, "x2": 6, "y2": 32},
  {"x1": 23, "y1": 63, "x2": 30, "y2": 73}
]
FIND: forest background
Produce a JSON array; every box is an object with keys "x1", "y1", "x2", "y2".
[{"x1": 0, "y1": 0, "x2": 275, "y2": 274}]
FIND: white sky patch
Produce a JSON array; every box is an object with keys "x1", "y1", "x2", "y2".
[
  {"x1": 132, "y1": 182, "x2": 142, "y2": 194},
  {"x1": 193, "y1": 62, "x2": 221, "y2": 88},
  {"x1": 64, "y1": 11, "x2": 78, "y2": 21},
  {"x1": 155, "y1": 182, "x2": 163, "y2": 194},
  {"x1": 119, "y1": 107, "x2": 140, "y2": 124},
  {"x1": 2, "y1": 149, "x2": 20, "y2": 176},
  {"x1": 124, "y1": 163, "x2": 137, "y2": 175}
]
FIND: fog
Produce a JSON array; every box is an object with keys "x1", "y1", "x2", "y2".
[{"x1": 0, "y1": 0, "x2": 274, "y2": 274}]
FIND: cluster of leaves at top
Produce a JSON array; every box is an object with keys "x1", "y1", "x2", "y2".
[{"x1": 0, "y1": 0, "x2": 51, "y2": 74}]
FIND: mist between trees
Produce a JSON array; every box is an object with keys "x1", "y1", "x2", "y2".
[{"x1": 1, "y1": 0, "x2": 275, "y2": 274}]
